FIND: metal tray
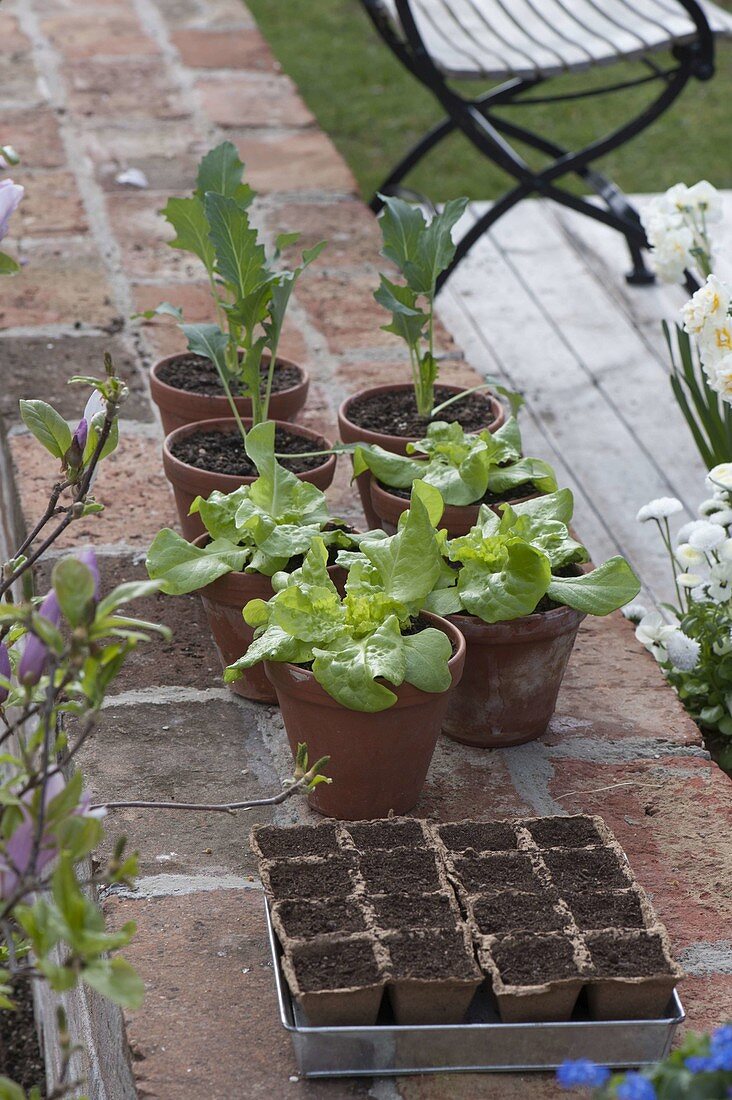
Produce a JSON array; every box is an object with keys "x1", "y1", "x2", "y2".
[{"x1": 265, "y1": 901, "x2": 685, "y2": 1078}]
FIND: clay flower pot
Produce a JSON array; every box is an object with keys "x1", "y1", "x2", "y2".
[
  {"x1": 443, "y1": 606, "x2": 586, "y2": 748},
  {"x1": 192, "y1": 535, "x2": 347, "y2": 704},
  {"x1": 150, "y1": 352, "x2": 309, "y2": 435},
  {"x1": 162, "y1": 417, "x2": 337, "y2": 540},
  {"x1": 369, "y1": 477, "x2": 538, "y2": 537},
  {"x1": 264, "y1": 612, "x2": 466, "y2": 820},
  {"x1": 338, "y1": 383, "x2": 505, "y2": 526}
]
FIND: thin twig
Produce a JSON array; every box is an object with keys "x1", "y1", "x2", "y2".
[{"x1": 94, "y1": 771, "x2": 319, "y2": 815}]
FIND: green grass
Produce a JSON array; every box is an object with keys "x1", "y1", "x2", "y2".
[{"x1": 247, "y1": 0, "x2": 732, "y2": 202}]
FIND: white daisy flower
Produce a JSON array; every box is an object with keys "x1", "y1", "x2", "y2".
[
  {"x1": 698, "y1": 498, "x2": 725, "y2": 516},
  {"x1": 622, "y1": 602, "x2": 647, "y2": 623},
  {"x1": 675, "y1": 542, "x2": 705, "y2": 568},
  {"x1": 687, "y1": 521, "x2": 726, "y2": 552},
  {"x1": 665, "y1": 630, "x2": 701, "y2": 671},
  {"x1": 636, "y1": 497, "x2": 683, "y2": 523},
  {"x1": 708, "y1": 508, "x2": 732, "y2": 527},
  {"x1": 719, "y1": 539, "x2": 732, "y2": 562},
  {"x1": 635, "y1": 611, "x2": 676, "y2": 658},
  {"x1": 677, "y1": 572, "x2": 704, "y2": 588},
  {"x1": 707, "y1": 464, "x2": 732, "y2": 493},
  {"x1": 706, "y1": 561, "x2": 732, "y2": 603}
]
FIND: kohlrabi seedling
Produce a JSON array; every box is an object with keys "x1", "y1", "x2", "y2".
[
  {"x1": 146, "y1": 421, "x2": 355, "y2": 593},
  {"x1": 352, "y1": 417, "x2": 557, "y2": 506}
]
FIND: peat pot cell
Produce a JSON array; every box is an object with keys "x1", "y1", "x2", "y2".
[
  {"x1": 528, "y1": 815, "x2": 604, "y2": 850},
  {"x1": 272, "y1": 898, "x2": 368, "y2": 943},
  {"x1": 451, "y1": 852, "x2": 541, "y2": 895},
  {"x1": 543, "y1": 847, "x2": 629, "y2": 893},
  {"x1": 358, "y1": 849, "x2": 442, "y2": 895},
  {"x1": 470, "y1": 891, "x2": 569, "y2": 936},
  {"x1": 385, "y1": 928, "x2": 483, "y2": 1025},
  {"x1": 585, "y1": 930, "x2": 682, "y2": 1021},
  {"x1": 437, "y1": 820, "x2": 519, "y2": 854},
  {"x1": 369, "y1": 892, "x2": 459, "y2": 932},
  {"x1": 487, "y1": 933, "x2": 585, "y2": 1023},
  {"x1": 283, "y1": 936, "x2": 385, "y2": 1027},
  {"x1": 263, "y1": 855, "x2": 355, "y2": 901},
  {"x1": 346, "y1": 818, "x2": 425, "y2": 850},
  {"x1": 565, "y1": 890, "x2": 647, "y2": 932},
  {"x1": 251, "y1": 823, "x2": 340, "y2": 861}
]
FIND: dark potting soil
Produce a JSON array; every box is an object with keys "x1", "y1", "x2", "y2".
[
  {"x1": 290, "y1": 937, "x2": 382, "y2": 992},
  {"x1": 386, "y1": 929, "x2": 478, "y2": 980},
  {"x1": 266, "y1": 856, "x2": 355, "y2": 901},
  {"x1": 382, "y1": 480, "x2": 540, "y2": 507},
  {"x1": 274, "y1": 898, "x2": 368, "y2": 940},
  {"x1": 0, "y1": 981, "x2": 45, "y2": 1096},
  {"x1": 369, "y1": 892, "x2": 457, "y2": 931},
  {"x1": 586, "y1": 932, "x2": 672, "y2": 978},
  {"x1": 528, "y1": 816, "x2": 604, "y2": 850},
  {"x1": 472, "y1": 891, "x2": 568, "y2": 936},
  {"x1": 347, "y1": 819, "x2": 425, "y2": 850},
  {"x1": 157, "y1": 353, "x2": 302, "y2": 397},
  {"x1": 565, "y1": 891, "x2": 646, "y2": 931},
  {"x1": 492, "y1": 933, "x2": 580, "y2": 986},
  {"x1": 452, "y1": 852, "x2": 540, "y2": 895},
  {"x1": 543, "y1": 848, "x2": 628, "y2": 893},
  {"x1": 358, "y1": 849, "x2": 442, "y2": 895},
  {"x1": 347, "y1": 387, "x2": 497, "y2": 438},
  {"x1": 254, "y1": 824, "x2": 339, "y2": 860},
  {"x1": 438, "y1": 820, "x2": 519, "y2": 854},
  {"x1": 170, "y1": 426, "x2": 327, "y2": 477}
]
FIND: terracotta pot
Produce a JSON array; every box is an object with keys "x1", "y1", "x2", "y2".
[
  {"x1": 193, "y1": 534, "x2": 348, "y2": 704},
  {"x1": 338, "y1": 383, "x2": 505, "y2": 527},
  {"x1": 162, "y1": 417, "x2": 337, "y2": 540},
  {"x1": 265, "y1": 612, "x2": 466, "y2": 819},
  {"x1": 150, "y1": 352, "x2": 309, "y2": 435},
  {"x1": 369, "y1": 476, "x2": 538, "y2": 537},
  {"x1": 443, "y1": 606, "x2": 586, "y2": 748}
]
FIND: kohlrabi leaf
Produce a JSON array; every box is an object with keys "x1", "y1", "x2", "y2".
[
  {"x1": 458, "y1": 540, "x2": 551, "y2": 622},
  {"x1": 145, "y1": 529, "x2": 249, "y2": 594},
  {"x1": 161, "y1": 196, "x2": 216, "y2": 272},
  {"x1": 405, "y1": 197, "x2": 468, "y2": 294},
  {"x1": 181, "y1": 323, "x2": 231, "y2": 381},
  {"x1": 402, "y1": 627, "x2": 453, "y2": 693},
  {"x1": 195, "y1": 141, "x2": 251, "y2": 205},
  {"x1": 377, "y1": 195, "x2": 426, "y2": 271},
  {"x1": 374, "y1": 276, "x2": 426, "y2": 345},
  {"x1": 312, "y1": 615, "x2": 406, "y2": 712},
  {"x1": 546, "y1": 558, "x2": 641, "y2": 615},
  {"x1": 204, "y1": 192, "x2": 266, "y2": 298}
]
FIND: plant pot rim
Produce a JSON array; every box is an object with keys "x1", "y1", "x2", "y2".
[
  {"x1": 151, "y1": 351, "x2": 308, "y2": 401},
  {"x1": 338, "y1": 382, "x2": 506, "y2": 446},
  {"x1": 448, "y1": 604, "x2": 586, "y2": 643},
  {"x1": 163, "y1": 416, "x2": 336, "y2": 489},
  {"x1": 264, "y1": 610, "x2": 466, "y2": 707}
]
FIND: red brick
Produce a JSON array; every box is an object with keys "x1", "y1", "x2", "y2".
[
  {"x1": 232, "y1": 131, "x2": 356, "y2": 194},
  {"x1": 296, "y1": 268, "x2": 402, "y2": 355},
  {"x1": 265, "y1": 198, "x2": 381, "y2": 270},
  {"x1": 196, "y1": 73, "x2": 314, "y2": 129},
  {"x1": 0, "y1": 11, "x2": 31, "y2": 53},
  {"x1": 41, "y1": 12, "x2": 158, "y2": 59},
  {"x1": 0, "y1": 239, "x2": 117, "y2": 329},
  {"x1": 2, "y1": 107, "x2": 65, "y2": 169},
  {"x1": 133, "y1": 281, "x2": 216, "y2": 325},
  {"x1": 17, "y1": 170, "x2": 88, "y2": 236},
  {"x1": 81, "y1": 123, "x2": 201, "y2": 193},
  {"x1": 106, "y1": 192, "x2": 190, "y2": 280},
  {"x1": 172, "y1": 27, "x2": 277, "y2": 71},
  {"x1": 64, "y1": 59, "x2": 188, "y2": 122}
]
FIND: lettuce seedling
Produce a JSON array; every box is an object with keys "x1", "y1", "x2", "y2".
[
  {"x1": 426, "y1": 489, "x2": 641, "y2": 622},
  {"x1": 145, "y1": 422, "x2": 354, "y2": 593},
  {"x1": 225, "y1": 482, "x2": 455, "y2": 711},
  {"x1": 352, "y1": 417, "x2": 557, "y2": 506}
]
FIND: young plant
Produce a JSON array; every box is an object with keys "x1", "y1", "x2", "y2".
[
  {"x1": 352, "y1": 416, "x2": 557, "y2": 506},
  {"x1": 375, "y1": 195, "x2": 468, "y2": 417},
  {"x1": 143, "y1": 141, "x2": 325, "y2": 433},
  {"x1": 225, "y1": 482, "x2": 454, "y2": 711},
  {"x1": 424, "y1": 490, "x2": 640, "y2": 622},
  {"x1": 146, "y1": 421, "x2": 355, "y2": 592}
]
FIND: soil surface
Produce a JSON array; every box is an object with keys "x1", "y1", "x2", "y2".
[
  {"x1": 438, "y1": 821, "x2": 519, "y2": 853},
  {"x1": 452, "y1": 852, "x2": 540, "y2": 895},
  {"x1": 358, "y1": 849, "x2": 442, "y2": 895},
  {"x1": 529, "y1": 816, "x2": 604, "y2": 850},
  {"x1": 254, "y1": 824, "x2": 339, "y2": 860},
  {"x1": 266, "y1": 856, "x2": 355, "y2": 900},
  {"x1": 274, "y1": 898, "x2": 367, "y2": 940},
  {"x1": 543, "y1": 848, "x2": 628, "y2": 892},
  {"x1": 493, "y1": 933, "x2": 580, "y2": 986},
  {"x1": 346, "y1": 387, "x2": 497, "y2": 438},
  {"x1": 157, "y1": 353, "x2": 302, "y2": 396},
  {"x1": 586, "y1": 932, "x2": 672, "y2": 977},
  {"x1": 383, "y1": 480, "x2": 540, "y2": 506},
  {"x1": 0, "y1": 981, "x2": 45, "y2": 1096},
  {"x1": 566, "y1": 891, "x2": 646, "y2": 931},
  {"x1": 370, "y1": 892, "x2": 457, "y2": 931},
  {"x1": 347, "y1": 820, "x2": 424, "y2": 850},
  {"x1": 170, "y1": 426, "x2": 328, "y2": 477},
  {"x1": 386, "y1": 929, "x2": 477, "y2": 980},
  {"x1": 291, "y1": 937, "x2": 382, "y2": 992},
  {"x1": 472, "y1": 891, "x2": 568, "y2": 936}
]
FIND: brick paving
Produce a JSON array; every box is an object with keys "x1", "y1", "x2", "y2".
[{"x1": 0, "y1": 0, "x2": 730, "y2": 1096}]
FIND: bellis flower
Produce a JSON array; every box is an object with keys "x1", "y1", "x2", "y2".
[
  {"x1": 636, "y1": 497, "x2": 683, "y2": 523},
  {"x1": 665, "y1": 630, "x2": 701, "y2": 671}
]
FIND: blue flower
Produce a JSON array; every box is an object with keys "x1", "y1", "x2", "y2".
[
  {"x1": 685, "y1": 1055, "x2": 712, "y2": 1073},
  {"x1": 557, "y1": 1060, "x2": 611, "y2": 1089},
  {"x1": 616, "y1": 1073, "x2": 656, "y2": 1100}
]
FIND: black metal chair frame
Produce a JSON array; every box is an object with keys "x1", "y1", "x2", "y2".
[{"x1": 362, "y1": 0, "x2": 717, "y2": 290}]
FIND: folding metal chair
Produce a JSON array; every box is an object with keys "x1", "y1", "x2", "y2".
[{"x1": 360, "y1": 0, "x2": 732, "y2": 289}]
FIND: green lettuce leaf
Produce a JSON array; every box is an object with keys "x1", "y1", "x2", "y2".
[{"x1": 546, "y1": 558, "x2": 641, "y2": 615}]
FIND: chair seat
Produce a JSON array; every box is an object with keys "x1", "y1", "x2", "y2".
[{"x1": 378, "y1": 0, "x2": 732, "y2": 79}]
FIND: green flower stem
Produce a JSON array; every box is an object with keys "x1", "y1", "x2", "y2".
[
  {"x1": 660, "y1": 516, "x2": 683, "y2": 614},
  {"x1": 430, "y1": 382, "x2": 494, "y2": 418}
]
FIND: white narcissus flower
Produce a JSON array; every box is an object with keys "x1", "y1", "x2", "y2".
[
  {"x1": 651, "y1": 226, "x2": 695, "y2": 284},
  {"x1": 665, "y1": 630, "x2": 701, "y2": 671},
  {"x1": 682, "y1": 275, "x2": 730, "y2": 335},
  {"x1": 709, "y1": 353, "x2": 732, "y2": 404},
  {"x1": 678, "y1": 572, "x2": 704, "y2": 588},
  {"x1": 635, "y1": 612, "x2": 676, "y2": 658},
  {"x1": 699, "y1": 316, "x2": 732, "y2": 367},
  {"x1": 707, "y1": 464, "x2": 732, "y2": 493},
  {"x1": 636, "y1": 497, "x2": 683, "y2": 523},
  {"x1": 687, "y1": 521, "x2": 726, "y2": 552},
  {"x1": 685, "y1": 180, "x2": 723, "y2": 223},
  {"x1": 0, "y1": 179, "x2": 23, "y2": 243},
  {"x1": 675, "y1": 542, "x2": 705, "y2": 568}
]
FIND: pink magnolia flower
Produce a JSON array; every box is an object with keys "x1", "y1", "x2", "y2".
[
  {"x1": 0, "y1": 643, "x2": 10, "y2": 704},
  {"x1": 18, "y1": 588, "x2": 62, "y2": 686},
  {"x1": 77, "y1": 547, "x2": 100, "y2": 599},
  {"x1": 0, "y1": 179, "x2": 24, "y2": 243}
]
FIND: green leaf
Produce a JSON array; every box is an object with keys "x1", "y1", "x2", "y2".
[
  {"x1": 378, "y1": 195, "x2": 426, "y2": 271},
  {"x1": 19, "y1": 400, "x2": 72, "y2": 460},
  {"x1": 161, "y1": 196, "x2": 215, "y2": 271},
  {"x1": 458, "y1": 540, "x2": 552, "y2": 622},
  {"x1": 195, "y1": 140, "x2": 251, "y2": 204},
  {"x1": 312, "y1": 615, "x2": 405, "y2": 711},
  {"x1": 133, "y1": 302, "x2": 184, "y2": 322},
  {"x1": 181, "y1": 323, "x2": 231, "y2": 380},
  {"x1": 84, "y1": 957, "x2": 144, "y2": 1009},
  {"x1": 52, "y1": 558, "x2": 95, "y2": 627},
  {"x1": 511, "y1": 487, "x2": 575, "y2": 527},
  {"x1": 0, "y1": 253, "x2": 20, "y2": 275},
  {"x1": 146, "y1": 528, "x2": 249, "y2": 594},
  {"x1": 546, "y1": 558, "x2": 641, "y2": 615},
  {"x1": 358, "y1": 482, "x2": 443, "y2": 607},
  {"x1": 204, "y1": 192, "x2": 266, "y2": 297},
  {"x1": 0, "y1": 1076, "x2": 27, "y2": 1099},
  {"x1": 96, "y1": 580, "x2": 162, "y2": 618},
  {"x1": 374, "y1": 275, "x2": 426, "y2": 346},
  {"x1": 405, "y1": 197, "x2": 468, "y2": 294},
  {"x1": 402, "y1": 626, "x2": 453, "y2": 693}
]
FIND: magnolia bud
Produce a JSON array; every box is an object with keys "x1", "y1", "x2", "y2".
[
  {"x1": 0, "y1": 643, "x2": 10, "y2": 704},
  {"x1": 77, "y1": 547, "x2": 100, "y2": 600},
  {"x1": 18, "y1": 589, "x2": 62, "y2": 686}
]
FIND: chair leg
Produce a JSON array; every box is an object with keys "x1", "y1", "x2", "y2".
[
  {"x1": 625, "y1": 239, "x2": 656, "y2": 286},
  {"x1": 369, "y1": 115, "x2": 456, "y2": 213},
  {"x1": 436, "y1": 182, "x2": 533, "y2": 292}
]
